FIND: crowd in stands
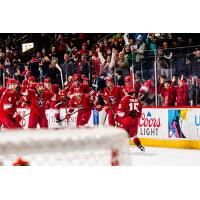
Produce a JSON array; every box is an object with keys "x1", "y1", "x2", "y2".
[{"x1": 0, "y1": 33, "x2": 200, "y2": 107}]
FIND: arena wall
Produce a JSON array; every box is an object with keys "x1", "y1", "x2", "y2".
[{"x1": 16, "y1": 106, "x2": 200, "y2": 149}]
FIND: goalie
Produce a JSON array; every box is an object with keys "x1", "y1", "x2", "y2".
[{"x1": 115, "y1": 85, "x2": 145, "y2": 151}]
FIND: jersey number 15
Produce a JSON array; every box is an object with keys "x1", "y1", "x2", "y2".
[{"x1": 129, "y1": 102, "x2": 139, "y2": 112}]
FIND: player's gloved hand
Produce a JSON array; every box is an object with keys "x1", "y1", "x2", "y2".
[{"x1": 13, "y1": 112, "x2": 22, "y2": 123}]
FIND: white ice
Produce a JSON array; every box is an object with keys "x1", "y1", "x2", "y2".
[{"x1": 130, "y1": 146, "x2": 200, "y2": 165}]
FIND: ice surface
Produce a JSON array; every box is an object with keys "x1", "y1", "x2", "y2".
[{"x1": 130, "y1": 146, "x2": 200, "y2": 165}]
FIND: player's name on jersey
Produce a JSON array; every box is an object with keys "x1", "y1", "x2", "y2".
[{"x1": 130, "y1": 99, "x2": 139, "y2": 103}]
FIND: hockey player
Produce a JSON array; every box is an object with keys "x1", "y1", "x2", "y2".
[
  {"x1": 44, "y1": 78, "x2": 52, "y2": 92},
  {"x1": 123, "y1": 76, "x2": 141, "y2": 97},
  {"x1": 49, "y1": 84, "x2": 62, "y2": 122},
  {"x1": 103, "y1": 77, "x2": 124, "y2": 126},
  {"x1": 67, "y1": 74, "x2": 81, "y2": 99},
  {"x1": 116, "y1": 85, "x2": 145, "y2": 151},
  {"x1": 81, "y1": 77, "x2": 97, "y2": 101},
  {"x1": 66, "y1": 88, "x2": 93, "y2": 127},
  {"x1": 59, "y1": 89, "x2": 69, "y2": 107},
  {"x1": 64, "y1": 76, "x2": 73, "y2": 94},
  {"x1": 27, "y1": 76, "x2": 37, "y2": 90},
  {"x1": 22, "y1": 82, "x2": 52, "y2": 128},
  {"x1": 0, "y1": 78, "x2": 22, "y2": 129},
  {"x1": 138, "y1": 79, "x2": 155, "y2": 106}
]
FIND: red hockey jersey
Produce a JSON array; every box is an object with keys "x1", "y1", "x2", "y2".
[
  {"x1": 117, "y1": 95, "x2": 142, "y2": 119},
  {"x1": 103, "y1": 85, "x2": 124, "y2": 111},
  {"x1": 0, "y1": 88, "x2": 19, "y2": 117},
  {"x1": 24, "y1": 90, "x2": 52, "y2": 116},
  {"x1": 68, "y1": 93, "x2": 93, "y2": 114}
]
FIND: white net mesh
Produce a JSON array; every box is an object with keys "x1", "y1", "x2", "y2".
[{"x1": 0, "y1": 127, "x2": 132, "y2": 166}]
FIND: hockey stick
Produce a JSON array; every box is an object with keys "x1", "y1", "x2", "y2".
[
  {"x1": 21, "y1": 112, "x2": 31, "y2": 118},
  {"x1": 103, "y1": 112, "x2": 108, "y2": 125},
  {"x1": 56, "y1": 109, "x2": 78, "y2": 123}
]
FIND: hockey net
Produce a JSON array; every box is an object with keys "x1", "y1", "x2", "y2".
[{"x1": 0, "y1": 127, "x2": 132, "y2": 166}]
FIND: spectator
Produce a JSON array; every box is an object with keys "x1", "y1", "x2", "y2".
[
  {"x1": 176, "y1": 77, "x2": 189, "y2": 106},
  {"x1": 115, "y1": 70, "x2": 124, "y2": 86},
  {"x1": 103, "y1": 39, "x2": 111, "y2": 55},
  {"x1": 61, "y1": 53, "x2": 77, "y2": 82},
  {"x1": 56, "y1": 34, "x2": 71, "y2": 65},
  {"x1": 90, "y1": 71, "x2": 106, "y2": 92},
  {"x1": 77, "y1": 42, "x2": 89, "y2": 58},
  {"x1": 49, "y1": 46, "x2": 58, "y2": 61},
  {"x1": 123, "y1": 44, "x2": 136, "y2": 68},
  {"x1": 157, "y1": 75, "x2": 166, "y2": 106},
  {"x1": 29, "y1": 54, "x2": 41, "y2": 80},
  {"x1": 116, "y1": 51, "x2": 129, "y2": 77},
  {"x1": 189, "y1": 49, "x2": 200, "y2": 77},
  {"x1": 156, "y1": 47, "x2": 164, "y2": 78},
  {"x1": 174, "y1": 37, "x2": 187, "y2": 76},
  {"x1": 146, "y1": 33, "x2": 158, "y2": 56},
  {"x1": 132, "y1": 34, "x2": 146, "y2": 72},
  {"x1": 48, "y1": 59, "x2": 62, "y2": 87},
  {"x1": 161, "y1": 41, "x2": 173, "y2": 78},
  {"x1": 135, "y1": 70, "x2": 145, "y2": 84},
  {"x1": 41, "y1": 48, "x2": 47, "y2": 57},
  {"x1": 188, "y1": 76, "x2": 200, "y2": 106},
  {"x1": 159, "y1": 77, "x2": 176, "y2": 106},
  {"x1": 14, "y1": 67, "x2": 23, "y2": 83},
  {"x1": 77, "y1": 55, "x2": 90, "y2": 77},
  {"x1": 92, "y1": 51, "x2": 101, "y2": 76},
  {"x1": 21, "y1": 65, "x2": 31, "y2": 80},
  {"x1": 41, "y1": 56, "x2": 51, "y2": 78}
]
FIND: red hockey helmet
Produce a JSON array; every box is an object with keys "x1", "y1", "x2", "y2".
[
  {"x1": 124, "y1": 76, "x2": 130, "y2": 83},
  {"x1": 73, "y1": 74, "x2": 80, "y2": 81},
  {"x1": 28, "y1": 76, "x2": 36, "y2": 82},
  {"x1": 124, "y1": 85, "x2": 134, "y2": 94},
  {"x1": 82, "y1": 42, "x2": 87, "y2": 47},
  {"x1": 105, "y1": 77, "x2": 113, "y2": 83},
  {"x1": 44, "y1": 78, "x2": 51, "y2": 84},
  {"x1": 6, "y1": 78, "x2": 16, "y2": 85}
]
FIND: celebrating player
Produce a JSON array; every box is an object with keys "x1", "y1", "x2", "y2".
[
  {"x1": 0, "y1": 78, "x2": 22, "y2": 129},
  {"x1": 116, "y1": 85, "x2": 145, "y2": 151},
  {"x1": 103, "y1": 77, "x2": 124, "y2": 126},
  {"x1": 22, "y1": 82, "x2": 52, "y2": 128},
  {"x1": 66, "y1": 88, "x2": 93, "y2": 127}
]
